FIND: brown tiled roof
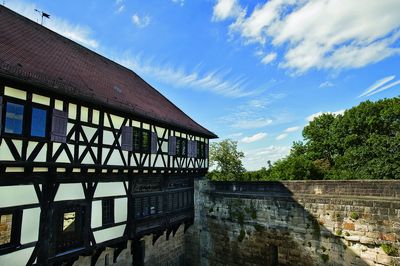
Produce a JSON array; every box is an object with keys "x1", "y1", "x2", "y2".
[{"x1": 0, "y1": 6, "x2": 217, "y2": 138}]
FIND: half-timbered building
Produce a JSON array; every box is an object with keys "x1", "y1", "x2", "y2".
[{"x1": 0, "y1": 6, "x2": 217, "y2": 265}]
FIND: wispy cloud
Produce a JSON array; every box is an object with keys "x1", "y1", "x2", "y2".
[
  {"x1": 114, "y1": 0, "x2": 125, "y2": 14},
  {"x1": 117, "y1": 54, "x2": 263, "y2": 98},
  {"x1": 319, "y1": 81, "x2": 333, "y2": 88},
  {"x1": 7, "y1": 0, "x2": 99, "y2": 49},
  {"x1": 233, "y1": 118, "x2": 273, "y2": 129},
  {"x1": 132, "y1": 14, "x2": 150, "y2": 28},
  {"x1": 241, "y1": 132, "x2": 267, "y2": 143},
  {"x1": 306, "y1": 109, "x2": 345, "y2": 122},
  {"x1": 261, "y1": 53, "x2": 277, "y2": 65},
  {"x1": 284, "y1": 126, "x2": 300, "y2": 133},
  {"x1": 214, "y1": 0, "x2": 400, "y2": 74},
  {"x1": 275, "y1": 133, "x2": 288, "y2": 140},
  {"x1": 359, "y1": 75, "x2": 400, "y2": 97}
]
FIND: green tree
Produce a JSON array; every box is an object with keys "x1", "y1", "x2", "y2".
[
  {"x1": 208, "y1": 139, "x2": 245, "y2": 181},
  {"x1": 269, "y1": 97, "x2": 400, "y2": 180}
]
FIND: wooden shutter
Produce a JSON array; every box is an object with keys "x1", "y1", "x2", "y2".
[
  {"x1": 150, "y1": 132, "x2": 157, "y2": 154},
  {"x1": 187, "y1": 140, "x2": 193, "y2": 157},
  {"x1": 121, "y1": 126, "x2": 133, "y2": 151},
  {"x1": 168, "y1": 136, "x2": 176, "y2": 156},
  {"x1": 193, "y1": 140, "x2": 198, "y2": 158},
  {"x1": 51, "y1": 109, "x2": 68, "y2": 143},
  {"x1": 0, "y1": 96, "x2": 2, "y2": 137}
]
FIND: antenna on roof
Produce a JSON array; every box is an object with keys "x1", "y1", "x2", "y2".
[{"x1": 34, "y1": 9, "x2": 50, "y2": 26}]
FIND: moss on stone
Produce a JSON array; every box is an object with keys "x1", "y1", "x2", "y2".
[
  {"x1": 253, "y1": 223, "x2": 264, "y2": 232},
  {"x1": 238, "y1": 229, "x2": 245, "y2": 242},
  {"x1": 381, "y1": 244, "x2": 398, "y2": 256},
  {"x1": 349, "y1": 211, "x2": 359, "y2": 220},
  {"x1": 336, "y1": 229, "x2": 342, "y2": 236},
  {"x1": 321, "y1": 254, "x2": 329, "y2": 263}
]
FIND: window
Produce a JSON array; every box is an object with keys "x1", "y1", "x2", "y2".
[
  {"x1": 2, "y1": 100, "x2": 50, "y2": 139},
  {"x1": 197, "y1": 141, "x2": 206, "y2": 159},
  {"x1": 4, "y1": 102, "x2": 24, "y2": 134},
  {"x1": 0, "y1": 214, "x2": 13, "y2": 246},
  {"x1": 132, "y1": 128, "x2": 151, "y2": 153},
  {"x1": 176, "y1": 137, "x2": 187, "y2": 157},
  {"x1": 31, "y1": 107, "x2": 47, "y2": 137},
  {"x1": 56, "y1": 207, "x2": 85, "y2": 253},
  {"x1": 0, "y1": 211, "x2": 21, "y2": 251},
  {"x1": 102, "y1": 199, "x2": 114, "y2": 225}
]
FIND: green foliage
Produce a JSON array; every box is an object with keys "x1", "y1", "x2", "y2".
[
  {"x1": 235, "y1": 97, "x2": 400, "y2": 181},
  {"x1": 349, "y1": 212, "x2": 359, "y2": 220},
  {"x1": 336, "y1": 229, "x2": 342, "y2": 236},
  {"x1": 381, "y1": 244, "x2": 398, "y2": 256},
  {"x1": 238, "y1": 229, "x2": 246, "y2": 242},
  {"x1": 253, "y1": 223, "x2": 264, "y2": 232},
  {"x1": 207, "y1": 139, "x2": 245, "y2": 181}
]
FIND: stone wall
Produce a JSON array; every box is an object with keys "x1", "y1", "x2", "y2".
[
  {"x1": 185, "y1": 180, "x2": 400, "y2": 266},
  {"x1": 72, "y1": 225, "x2": 186, "y2": 266}
]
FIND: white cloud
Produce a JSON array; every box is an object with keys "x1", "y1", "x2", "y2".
[
  {"x1": 241, "y1": 132, "x2": 267, "y2": 143},
  {"x1": 117, "y1": 54, "x2": 262, "y2": 98},
  {"x1": 365, "y1": 80, "x2": 400, "y2": 97},
  {"x1": 212, "y1": 0, "x2": 243, "y2": 21},
  {"x1": 261, "y1": 52, "x2": 277, "y2": 65},
  {"x1": 243, "y1": 145, "x2": 291, "y2": 170},
  {"x1": 132, "y1": 14, "x2": 150, "y2": 28},
  {"x1": 359, "y1": 75, "x2": 400, "y2": 97},
  {"x1": 284, "y1": 126, "x2": 300, "y2": 133},
  {"x1": 275, "y1": 133, "x2": 288, "y2": 140},
  {"x1": 306, "y1": 109, "x2": 345, "y2": 122},
  {"x1": 215, "y1": 0, "x2": 400, "y2": 73},
  {"x1": 7, "y1": 0, "x2": 99, "y2": 49},
  {"x1": 319, "y1": 81, "x2": 333, "y2": 88}
]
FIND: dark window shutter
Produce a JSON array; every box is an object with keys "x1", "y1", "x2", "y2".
[
  {"x1": 121, "y1": 126, "x2": 133, "y2": 151},
  {"x1": 193, "y1": 140, "x2": 198, "y2": 158},
  {"x1": 150, "y1": 132, "x2": 157, "y2": 154},
  {"x1": 51, "y1": 109, "x2": 68, "y2": 143},
  {"x1": 168, "y1": 136, "x2": 176, "y2": 156},
  {"x1": 187, "y1": 140, "x2": 193, "y2": 158},
  {"x1": 205, "y1": 143, "x2": 209, "y2": 159},
  {"x1": 0, "y1": 96, "x2": 3, "y2": 137}
]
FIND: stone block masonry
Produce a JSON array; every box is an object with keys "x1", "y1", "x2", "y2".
[{"x1": 185, "y1": 180, "x2": 400, "y2": 266}]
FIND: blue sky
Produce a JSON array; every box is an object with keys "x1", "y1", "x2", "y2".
[{"x1": 6, "y1": 0, "x2": 400, "y2": 170}]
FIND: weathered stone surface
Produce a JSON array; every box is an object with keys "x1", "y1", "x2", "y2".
[{"x1": 185, "y1": 180, "x2": 400, "y2": 266}]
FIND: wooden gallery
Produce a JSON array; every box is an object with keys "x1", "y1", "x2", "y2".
[{"x1": 0, "y1": 6, "x2": 217, "y2": 265}]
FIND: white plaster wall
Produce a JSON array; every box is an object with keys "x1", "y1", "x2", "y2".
[
  {"x1": 0, "y1": 185, "x2": 38, "y2": 207},
  {"x1": 94, "y1": 225, "x2": 125, "y2": 244},
  {"x1": 54, "y1": 184, "x2": 85, "y2": 201},
  {"x1": 21, "y1": 208, "x2": 40, "y2": 244},
  {"x1": 94, "y1": 183, "x2": 125, "y2": 198},
  {"x1": 115, "y1": 198, "x2": 127, "y2": 223},
  {"x1": 0, "y1": 247, "x2": 34, "y2": 266},
  {"x1": 91, "y1": 200, "x2": 102, "y2": 228}
]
